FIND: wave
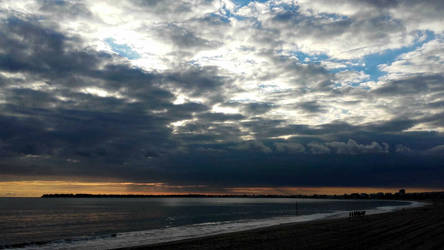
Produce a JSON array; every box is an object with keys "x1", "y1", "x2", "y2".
[{"x1": 4, "y1": 201, "x2": 424, "y2": 250}]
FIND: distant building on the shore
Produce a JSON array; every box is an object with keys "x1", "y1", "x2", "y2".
[{"x1": 398, "y1": 189, "x2": 406, "y2": 195}]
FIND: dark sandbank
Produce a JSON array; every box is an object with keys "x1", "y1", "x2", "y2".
[{"x1": 117, "y1": 200, "x2": 444, "y2": 250}]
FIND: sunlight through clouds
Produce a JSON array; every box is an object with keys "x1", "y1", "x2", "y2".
[{"x1": 0, "y1": 0, "x2": 444, "y2": 191}]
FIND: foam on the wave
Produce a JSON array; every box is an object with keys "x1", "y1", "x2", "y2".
[
  {"x1": 371, "y1": 200, "x2": 426, "y2": 214},
  {"x1": 9, "y1": 201, "x2": 424, "y2": 250}
]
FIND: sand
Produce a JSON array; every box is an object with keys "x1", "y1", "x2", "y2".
[{"x1": 117, "y1": 200, "x2": 444, "y2": 250}]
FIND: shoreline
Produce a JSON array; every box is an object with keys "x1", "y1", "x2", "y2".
[
  {"x1": 0, "y1": 200, "x2": 427, "y2": 249},
  {"x1": 116, "y1": 200, "x2": 441, "y2": 250}
]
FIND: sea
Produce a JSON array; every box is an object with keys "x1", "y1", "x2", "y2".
[{"x1": 0, "y1": 197, "x2": 422, "y2": 250}]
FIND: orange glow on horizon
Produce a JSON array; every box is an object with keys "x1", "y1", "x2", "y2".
[
  {"x1": 0, "y1": 180, "x2": 210, "y2": 197},
  {"x1": 0, "y1": 180, "x2": 443, "y2": 197},
  {"x1": 226, "y1": 186, "x2": 442, "y2": 195}
]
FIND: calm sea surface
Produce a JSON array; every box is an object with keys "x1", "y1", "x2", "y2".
[{"x1": 0, "y1": 198, "x2": 412, "y2": 249}]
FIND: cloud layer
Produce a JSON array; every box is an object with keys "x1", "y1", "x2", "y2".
[{"x1": 0, "y1": 0, "x2": 443, "y2": 191}]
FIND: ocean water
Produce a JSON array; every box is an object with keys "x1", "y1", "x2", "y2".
[{"x1": 0, "y1": 198, "x2": 419, "y2": 249}]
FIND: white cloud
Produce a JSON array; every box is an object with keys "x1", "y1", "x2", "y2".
[{"x1": 380, "y1": 38, "x2": 444, "y2": 80}]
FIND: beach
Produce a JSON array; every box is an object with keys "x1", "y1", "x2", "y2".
[{"x1": 119, "y1": 200, "x2": 444, "y2": 250}]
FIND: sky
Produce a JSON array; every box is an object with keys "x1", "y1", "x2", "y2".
[{"x1": 0, "y1": 0, "x2": 444, "y2": 196}]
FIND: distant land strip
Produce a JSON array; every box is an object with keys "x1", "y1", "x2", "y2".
[{"x1": 41, "y1": 192, "x2": 444, "y2": 200}]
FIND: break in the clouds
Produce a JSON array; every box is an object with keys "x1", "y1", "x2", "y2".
[{"x1": 0, "y1": 0, "x2": 444, "y2": 192}]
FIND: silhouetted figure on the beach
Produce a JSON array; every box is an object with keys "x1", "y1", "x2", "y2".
[{"x1": 349, "y1": 210, "x2": 366, "y2": 219}]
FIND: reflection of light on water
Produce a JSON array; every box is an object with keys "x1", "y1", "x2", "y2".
[{"x1": 18, "y1": 213, "x2": 337, "y2": 249}]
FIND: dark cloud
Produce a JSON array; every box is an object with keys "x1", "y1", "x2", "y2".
[
  {"x1": 165, "y1": 65, "x2": 230, "y2": 101},
  {"x1": 243, "y1": 103, "x2": 274, "y2": 115},
  {"x1": 272, "y1": 10, "x2": 353, "y2": 39},
  {"x1": 307, "y1": 142, "x2": 331, "y2": 154},
  {"x1": 372, "y1": 74, "x2": 444, "y2": 96},
  {"x1": 366, "y1": 118, "x2": 416, "y2": 133},
  {"x1": 298, "y1": 101, "x2": 326, "y2": 113},
  {"x1": 197, "y1": 112, "x2": 244, "y2": 122},
  {"x1": 159, "y1": 24, "x2": 221, "y2": 49},
  {"x1": 361, "y1": 0, "x2": 444, "y2": 15},
  {"x1": 232, "y1": 141, "x2": 272, "y2": 153},
  {"x1": 419, "y1": 112, "x2": 444, "y2": 128},
  {"x1": 428, "y1": 100, "x2": 444, "y2": 109},
  {"x1": 274, "y1": 142, "x2": 306, "y2": 153},
  {"x1": 39, "y1": 0, "x2": 93, "y2": 19},
  {"x1": 130, "y1": 0, "x2": 195, "y2": 15},
  {"x1": 0, "y1": 17, "x2": 176, "y2": 175},
  {"x1": 270, "y1": 7, "x2": 405, "y2": 53},
  {"x1": 424, "y1": 145, "x2": 444, "y2": 156},
  {"x1": 266, "y1": 53, "x2": 332, "y2": 88},
  {"x1": 325, "y1": 139, "x2": 389, "y2": 155},
  {"x1": 195, "y1": 13, "x2": 231, "y2": 27},
  {"x1": 395, "y1": 144, "x2": 413, "y2": 154},
  {"x1": 360, "y1": 0, "x2": 400, "y2": 8}
]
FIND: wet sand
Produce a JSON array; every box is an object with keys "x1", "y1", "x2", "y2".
[{"x1": 118, "y1": 200, "x2": 444, "y2": 250}]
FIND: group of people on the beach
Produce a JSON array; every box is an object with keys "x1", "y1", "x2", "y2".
[{"x1": 349, "y1": 210, "x2": 366, "y2": 218}]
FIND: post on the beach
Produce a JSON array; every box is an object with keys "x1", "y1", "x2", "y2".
[{"x1": 295, "y1": 201, "x2": 299, "y2": 215}]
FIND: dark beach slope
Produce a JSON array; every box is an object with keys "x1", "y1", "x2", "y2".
[{"x1": 118, "y1": 201, "x2": 444, "y2": 250}]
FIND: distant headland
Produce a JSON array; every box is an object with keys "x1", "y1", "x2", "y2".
[{"x1": 41, "y1": 190, "x2": 444, "y2": 200}]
